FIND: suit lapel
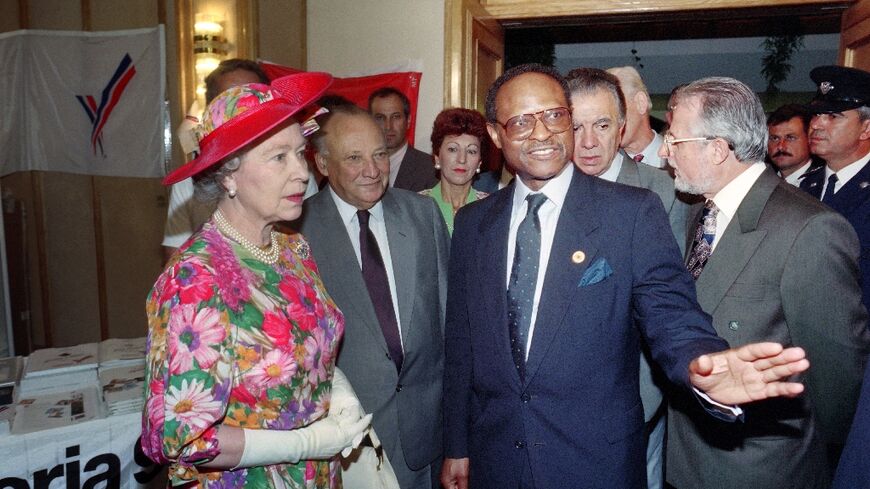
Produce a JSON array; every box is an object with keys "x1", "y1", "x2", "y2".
[
  {"x1": 829, "y1": 160, "x2": 870, "y2": 216},
  {"x1": 616, "y1": 154, "x2": 641, "y2": 187},
  {"x1": 524, "y1": 171, "x2": 600, "y2": 387},
  {"x1": 308, "y1": 191, "x2": 390, "y2": 354},
  {"x1": 382, "y1": 191, "x2": 418, "y2": 346},
  {"x1": 694, "y1": 169, "x2": 777, "y2": 312},
  {"x1": 475, "y1": 185, "x2": 516, "y2": 382}
]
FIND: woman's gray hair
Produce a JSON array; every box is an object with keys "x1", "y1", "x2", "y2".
[
  {"x1": 192, "y1": 154, "x2": 243, "y2": 203},
  {"x1": 672, "y1": 77, "x2": 768, "y2": 163}
]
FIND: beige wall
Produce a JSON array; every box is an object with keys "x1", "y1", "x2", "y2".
[{"x1": 307, "y1": 0, "x2": 445, "y2": 151}]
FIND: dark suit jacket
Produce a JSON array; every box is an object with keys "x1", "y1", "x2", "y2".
[
  {"x1": 444, "y1": 166, "x2": 728, "y2": 489},
  {"x1": 668, "y1": 168, "x2": 870, "y2": 489},
  {"x1": 393, "y1": 146, "x2": 438, "y2": 192},
  {"x1": 834, "y1": 361, "x2": 870, "y2": 489},
  {"x1": 800, "y1": 162, "x2": 870, "y2": 311},
  {"x1": 614, "y1": 155, "x2": 691, "y2": 423},
  {"x1": 296, "y1": 187, "x2": 450, "y2": 470},
  {"x1": 472, "y1": 169, "x2": 502, "y2": 193}
]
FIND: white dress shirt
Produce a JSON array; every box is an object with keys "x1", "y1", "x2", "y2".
[
  {"x1": 329, "y1": 188, "x2": 404, "y2": 346},
  {"x1": 626, "y1": 130, "x2": 666, "y2": 169},
  {"x1": 388, "y1": 142, "x2": 409, "y2": 187},
  {"x1": 708, "y1": 163, "x2": 766, "y2": 252},
  {"x1": 782, "y1": 161, "x2": 813, "y2": 187},
  {"x1": 821, "y1": 150, "x2": 870, "y2": 197},
  {"x1": 506, "y1": 163, "x2": 574, "y2": 357},
  {"x1": 598, "y1": 153, "x2": 623, "y2": 183}
]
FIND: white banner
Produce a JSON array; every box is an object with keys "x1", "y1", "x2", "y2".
[{"x1": 0, "y1": 27, "x2": 165, "y2": 178}]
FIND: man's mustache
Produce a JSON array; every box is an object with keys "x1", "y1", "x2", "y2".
[{"x1": 773, "y1": 150, "x2": 793, "y2": 158}]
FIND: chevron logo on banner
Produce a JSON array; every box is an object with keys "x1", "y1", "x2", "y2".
[{"x1": 76, "y1": 54, "x2": 137, "y2": 156}]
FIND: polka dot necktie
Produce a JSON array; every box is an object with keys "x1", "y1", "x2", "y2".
[
  {"x1": 686, "y1": 200, "x2": 719, "y2": 280},
  {"x1": 507, "y1": 193, "x2": 548, "y2": 380}
]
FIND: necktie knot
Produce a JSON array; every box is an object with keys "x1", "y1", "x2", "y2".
[
  {"x1": 357, "y1": 209, "x2": 371, "y2": 228},
  {"x1": 526, "y1": 193, "x2": 547, "y2": 217}
]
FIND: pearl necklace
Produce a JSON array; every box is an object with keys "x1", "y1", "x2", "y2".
[{"x1": 213, "y1": 210, "x2": 280, "y2": 265}]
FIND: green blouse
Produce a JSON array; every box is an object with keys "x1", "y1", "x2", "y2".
[{"x1": 420, "y1": 182, "x2": 488, "y2": 235}]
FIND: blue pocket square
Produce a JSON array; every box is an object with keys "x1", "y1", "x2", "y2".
[{"x1": 579, "y1": 258, "x2": 613, "y2": 287}]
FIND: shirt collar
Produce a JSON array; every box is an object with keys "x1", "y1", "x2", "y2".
[
  {"x1": 782, "y1": 160, "x2": 813, "y2": 186},
  {"x1": 826, "y1": 149, "x2": 870, "y2": 187},
  {"x1": 512, "y1": 162, "x2": 573, "y2": 212},
  {"x1": 711, "y1": 163, "x2": 766, "y2": 223},
  {"x1": 329, "y1": 186, "x2": 385, "y2": 226},
  {"x1": 598, "y1": 153, "x2": 623, "y2": 183}
]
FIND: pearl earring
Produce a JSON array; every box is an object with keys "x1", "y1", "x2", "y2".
[
  {"x1": 228, "y1": 188, "x2": 237, "y2": 198},
  {"x1": 434, "y1": 163, "x2": 441, "y2": 170},
  {"x1": 476, "y1": 167, "x2": 481, "y2": 174}
]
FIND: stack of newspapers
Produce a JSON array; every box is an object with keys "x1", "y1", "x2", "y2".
[
  {"x1": 19, "y1": 343, "x2": 99, "y2": 395},
  {"x1": 0, "y1": 356, "x2": 23, "y2": 435},
  {"x1": 97, "y1": 337, "x2": 146, "y2": 415},
  {"x1": 5, "y1": 337, "x2": 148, "y2": 434}
]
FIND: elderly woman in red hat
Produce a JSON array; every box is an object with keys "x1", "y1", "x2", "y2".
[{"x1": 142, "y1": 72, "x2": 371, "y2": 488}]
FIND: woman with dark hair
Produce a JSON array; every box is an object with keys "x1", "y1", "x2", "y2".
[
  {"x1": 142, "y1": 72, "x2": 371, "y2": 489},
  {"x1": 421, "y1": 108, "x2": 490, "y2": 234}
]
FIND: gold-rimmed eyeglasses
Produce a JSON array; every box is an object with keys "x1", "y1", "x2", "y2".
[
  {"x1": 661, "y1": 134, "x2": 725, "y2": 154},
  {"x1": 495, "y1": 107, "x2": 572, "y2": 141}
]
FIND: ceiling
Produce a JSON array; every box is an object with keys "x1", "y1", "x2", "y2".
[{"x1": 504, "y1": 3, "x2": 847, "y2": 44}]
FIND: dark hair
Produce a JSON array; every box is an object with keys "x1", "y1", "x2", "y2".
[
  {"x1": 431, "y1": 108, "x2": 489, "y2": 159},
  {"x1": 309, "y1": 104, "x2": 373, "y2": 156},
  {"x1": 317, "y1": 94, "x2": 357, "y2": 111},
  {"x1": 767, "y1": 103, "x2": 811, "y2": 131},
  {"x1": 484, "y1": 63, "x2": 570, "y2": 123},
  {"x1": 368, "y1": 87, "x2": 410, "y2": 117},
  {"x1": 204, "y1": 58, "x2": 269, "y2": 103},
  {"x1": 565, "y1": 67, "x2": 626, "y2": 124}
]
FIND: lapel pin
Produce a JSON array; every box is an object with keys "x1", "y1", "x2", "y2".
[
  {"x1": 859, "y1": 181, "x2": 869, "y2": 189},
  {"x1": 728, "y1": 320, "x2": 740, "y2": 331},
  {"x1": 572, "y1": 251, "x2": 586, "y2": 264},
  {"x1": 809, "y1": 182, "x2": 818, "y2": 188}
]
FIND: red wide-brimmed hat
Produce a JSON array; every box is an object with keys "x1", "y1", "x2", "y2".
[{"x1": 163, "y1": 71, "x2": 333, "y2": 185}]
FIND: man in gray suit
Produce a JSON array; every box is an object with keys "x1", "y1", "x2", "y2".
[
  {"x1": 664, "y1": 77, "x2": 870, "y2": 489},
  {"x1": 565, "y1": 67, "x2": 688, "y2": 489},
  {"x1": 297, "y1": 104, "x2": 450, "y2": 489}
]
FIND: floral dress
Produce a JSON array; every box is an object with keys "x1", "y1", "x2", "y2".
[{"x1": 142, "y1": 219, "x2": 344, "y2": 488}]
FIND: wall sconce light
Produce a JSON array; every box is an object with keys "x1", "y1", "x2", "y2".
[{"x1": 193, "y1": 12, "x2": 228, "y2": 103}]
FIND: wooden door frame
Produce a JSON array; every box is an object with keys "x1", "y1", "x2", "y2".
[{"x1": 444, "y1": 0, "x2": 853, "y2": 106}]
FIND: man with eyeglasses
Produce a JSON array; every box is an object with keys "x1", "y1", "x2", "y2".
[
  {"x1": 441, "y1": 64, "x2": 813, "y2": 489},
  {"x1": 766, "y1": 103, "x2": 819, "y2": 186},
  {"x1": 663, "y1": 77, "x2": 869, "y2": 489}
]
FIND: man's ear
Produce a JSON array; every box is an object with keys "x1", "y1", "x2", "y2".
[
  {"x1": 710, "y1": 138, "x2": 732, "y2": 166},
  {"x1": 859, "y1": 117, "x2": 870, "y2": 141},
  {"x1": 314, "y1": 152, "x2": 330, "y2": 177},
  {"x1": 487, "y1": 123, "x2": 503, "y2": 150},
  {"x1": 634, "y1": 91, "x2": 650, "y2": 116}
]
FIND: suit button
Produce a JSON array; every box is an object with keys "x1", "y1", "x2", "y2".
[
  {"x1": 396, "y1": 383, "x2": 403, "y2": 392},
  {"x1": 521, "y1": 393, "x2": 531, "y2": 402},
  {"x1": 515, "y1": 441, "x2": 525, "y2": 449}
]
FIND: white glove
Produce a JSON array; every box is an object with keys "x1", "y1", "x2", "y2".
[
  {"x1": 329, "y1": 367, "x2": 368, "y2": 456},
  {"x1": 236, "y1": 413, "x2": 372, "y2": 468}
]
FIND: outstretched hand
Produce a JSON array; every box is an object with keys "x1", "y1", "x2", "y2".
[{"x1": 689, "y1": 342, "x2": 809, "y2": 405}]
